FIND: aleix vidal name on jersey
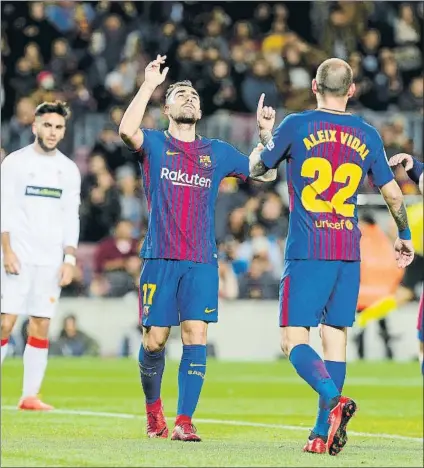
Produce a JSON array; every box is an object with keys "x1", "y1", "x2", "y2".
[
  {"x1": 160, "y1": 168, "x2": 212, "y2": 188},
  {"x1": 25, "y1": 186, "x2": 63, "y2": 199}
]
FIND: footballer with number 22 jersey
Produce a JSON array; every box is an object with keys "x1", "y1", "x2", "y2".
[{"x1": 259, "y1": 109, "x2": 394, "y2": 328}]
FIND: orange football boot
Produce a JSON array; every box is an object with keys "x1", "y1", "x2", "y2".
[{"x1": 18, "y1": 396, "x2": 54, "y2": 411}]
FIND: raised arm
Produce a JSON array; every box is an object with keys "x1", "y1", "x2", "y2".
[
  {"x1": 119, "y1": 54, "x2": 169, "y2": 151},
  {"x1": 250, "y1": 93, "x2": 277, "y2": 177}
]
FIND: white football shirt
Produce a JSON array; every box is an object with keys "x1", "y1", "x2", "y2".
[{"x1": 1, "y1": 144, "x2": 81, "y2": 265}]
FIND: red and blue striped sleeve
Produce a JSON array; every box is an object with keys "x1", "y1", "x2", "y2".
[
  {"x1": 130, "y1": 128, "x2": 159, "y2": 160},
  {"x1": 260, "y1": 114, "x2": 296, "y2": 169},
  {"x1": 368, "y1": 132, "x2": 394, "y2": 187},
  {"x1": 220, "y1": 141, "x2": 249, "y2": 181}
]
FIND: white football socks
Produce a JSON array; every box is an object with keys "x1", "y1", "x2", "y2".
[{"x1": 22, "y1": 337, "x2": 49, "y2": 398}]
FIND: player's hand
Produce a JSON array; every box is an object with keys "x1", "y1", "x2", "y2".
[
  {"x1": 3, "y1": 250, "x2": 21, "y2": 275},
  {"x1": 59, "y1": 263, "x2": 74, "y2": 287},
  {"x1": 256, "y1": 93, "x2": 276, "y2": 132},
  {"x1": 144, "y1": 55, "x2": 169, "y2": 88},
  {"x1": 388, "y1": 153, "x2": 414, "y2": 171},
  {"x1": 393, "y1": 237, "x2": 414, "y2": 268}
]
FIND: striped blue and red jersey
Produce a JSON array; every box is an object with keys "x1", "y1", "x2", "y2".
[
  {"x1": 137, "y1": 129, "x2": 249, "y2": 264},
  {"x1": 260, "y1": 110, "x2": 394, "y2": 261}
]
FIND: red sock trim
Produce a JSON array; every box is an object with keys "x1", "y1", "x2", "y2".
[
  {"x1": 1, "y1": 338, "x2": 9, "y2": 347},
  {"x1": 27, "y1": 336, "x2": 49, "y2": 349},
  {"x1": 176, "y1": 414, "x2": 192, "y2": 425}
]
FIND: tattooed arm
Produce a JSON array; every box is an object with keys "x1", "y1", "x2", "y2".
[
  {"x1": 380, "y1": 179, "x2": 414, "y2": 268},
  {"x1": 249, "y1": 130, "x2": 273, "y2": 177},
  {"x1": 380, "y1": 180, "x2": 409, "y2": 231}
]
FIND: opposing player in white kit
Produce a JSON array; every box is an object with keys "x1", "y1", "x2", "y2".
[{"x1": 1, "y1": 101, "x2": 81, "y2": 410}]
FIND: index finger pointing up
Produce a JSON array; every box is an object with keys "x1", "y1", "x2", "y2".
[{"x1": 257, "y1": 93, "x2": 265, "y2": 114}]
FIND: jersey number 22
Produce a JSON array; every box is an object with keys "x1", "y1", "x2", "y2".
[{"x1": 301, "y1": 158, "x2": 363, "y2": 217}]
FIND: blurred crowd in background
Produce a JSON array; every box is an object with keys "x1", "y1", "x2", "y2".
[{"x1": 1, "y1": 1, "x2": 423, "y2": 302}]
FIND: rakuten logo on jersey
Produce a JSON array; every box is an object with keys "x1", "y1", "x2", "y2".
[{"x1": 160, "y1": 167, "x2": 212, "y2": 188}]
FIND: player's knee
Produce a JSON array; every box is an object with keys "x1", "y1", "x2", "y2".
[
  {"x1": 281, "y1": 340, "x2": 291, "y2": 357},
  {"x1": 28, "y1": 317, "x2": 50, "y2": 339},
  {"x1": 144, "y1": 340, "x2": 166, "y2": 353},
  {"x1": 281, "y1": 327, "x2": 309, "y2": 357},
  {"x1": 181, "y1": 321, "x2": 208, "y2": 345},
  {"x1": 143, "y1": 328, "x2": 169, "y2": 352},
  {"x1": 1, "y1": 314, "x2": 15, "y2": 338}
]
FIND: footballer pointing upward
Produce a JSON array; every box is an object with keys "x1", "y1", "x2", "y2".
[
  {"x1": 250, "y1": 58, "x2": 414, "y2": 455},
  {"x1": 119, "y1": 54, "x2": 276, "y2": 442}
]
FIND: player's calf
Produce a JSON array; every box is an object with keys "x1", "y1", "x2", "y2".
[
  {"x1": 20, "y1": 317, "x2": 51, "y2": 405},
  {"x1": 139, "y1": 326, "x2": 170, "y2": 438},
  {"x1": 172, "y1": 320, "x2": 208, "y2": 441},
  {"x1": 282, "y1": 328, "x2": 341, "y2": 411},
  {"x1": 312, "y1": 326, "x2": 348, "y2": 438},
  {"x1": 1, "y1": 313, "x2": 18, "y2": 365}
]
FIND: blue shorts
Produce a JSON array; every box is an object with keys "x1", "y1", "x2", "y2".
[
  {"x1": 279, "y1": 259, "x2": 360, "y2": 328},
  {"x1": 138, "y1": 259, "x2": 219, "y2": 327}
]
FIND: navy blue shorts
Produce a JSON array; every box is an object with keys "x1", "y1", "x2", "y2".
[
  {"x1": 138, "y1": 259, "x2": 218, "y2": 327},
  {"x1": 279, "y1": 259, "x2": 360, "y2": 328}
]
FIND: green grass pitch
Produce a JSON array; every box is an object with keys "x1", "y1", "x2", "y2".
[{"x1": 1, "y1": 358, "x2": 423, "y2": 467}]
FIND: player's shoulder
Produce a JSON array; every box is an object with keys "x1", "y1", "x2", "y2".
[
  {"x1": 4, "y1": 145, "x2": 34, "y2": 163},
  {"x1": 56, "y1": 151, "x2": 81, "y2": 177},
  {"x1": 209, "y1": 138, "x2": 245, "y2": 157},
  {"x1": 142, "y1": 128, "x2": 165, "y2": 140}
]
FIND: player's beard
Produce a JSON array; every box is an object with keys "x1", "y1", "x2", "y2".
[
  {"x1": 173, "y1": 109, "x2": 197, "y2": 125},
  {"x1": 36, "y1": 135, "x2": 58, "y2": 153}
]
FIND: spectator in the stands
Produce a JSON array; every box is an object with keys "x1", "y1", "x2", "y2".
[
  {"x1": 257, "y1": 192, "x2": 288, "y2": 239},
  {"x1": 359, "y1": 29, "x2": 381, "y2": 79},
  {"x1": 116, "y1": 165, "x2": 147, "y2": 237},
  {"x1": 90, "y1": 219, "x2": 140, "y2": 298},
  {"x1": 23, "y1": 42, "x2": 44, "y2": 75},
  {"x1": 3, "y1": 97, "x2": 35, "y2": 153},
  {"x1": 80, "y1": 168, "x2": 121, "y2": 242},
  {"x1": 238, "y1": 223, "x2": 283, "y2": 279},
  {"x1": 238, "y1": 255, "x2": 279, "y2": 300},
  {"x1": 91, "y1": 124, "x2": 129, "y2": 173},
  {"x1": 55, "y1": 314, "x2": 100, "y2": 357},
  {"x1": 241, "y1": 58, "x2": 279, "y2": 112},
  {"x1": 398, "y1": 76, "x2": 424, "y2": 112},
  {"x1": 49, "y1": 38, "x2": 78, "y2": 87},
  {"x1": 370, "y1": 58, "x2": 404, "y2": 110},
  {"x1": 10, "y1": 58, "x2": 37, "y2": 102}
]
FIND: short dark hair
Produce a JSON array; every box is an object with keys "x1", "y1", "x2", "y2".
[
  {"x1": 34, "y1": 100, "x2": 71, "y2": 119},
  {"x1": 165, "y1": 80, "x2": 195, "y2": 101},
  {"x1": 315, "y1": 59, "x2": 353, "y2": 97}
]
